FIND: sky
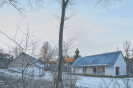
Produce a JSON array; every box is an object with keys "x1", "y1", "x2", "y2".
[{"x1": 0, "y1": 0, "x2": 133, "y2": 57}]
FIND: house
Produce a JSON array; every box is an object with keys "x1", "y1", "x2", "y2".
[
  {"x1": 71, "y1": 51, "x2": 127, "y2": 76},
  {"x1": 8, "y1": 52, "x2": 44, "y2": 76},
  {"x1": 65, "y1": 57, "x2": 75, "y2": 66}
]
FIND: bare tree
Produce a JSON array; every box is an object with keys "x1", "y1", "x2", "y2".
[
  {"x1": 0, "y1": 0, "x2": 44, "y2": 16},
  {"x1": 57, "y1": 1, "x2": 69, "y2": 87},
  {"x1": 0, "y1": 50, "x2": 13, "y2": 69},
  {"x1": 12, "y1": 46, "x2": 22, "y2": 57},
  {"x1": 0, "y1": 27, "x2": 39, "y2": 88},
  {"x1": 123, "y1": 41, "x2": 131, "y2": 58},
  {"x1": 30, "y1": 40, "x2": 38, "y2": 56},
  {"x1": 55, "y1": 37, "x2": 75, "y2": 59},
  {"x1": 123, "y1": 41, "x2": 133, "y2": 75},
  {"x1": 40, "y1": 41, "x2": 55, "y2": 69}
]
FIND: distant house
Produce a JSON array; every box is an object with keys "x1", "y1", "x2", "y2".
[
  {"x1": 65, "y1": 57, "x2": 75, "y2": 66},
  {"x1": 72, "y1": 51, "x2": 127, "y2": 76},
  {"x1": 8, "y1": 52, "x2": 44, "y2": 76}
]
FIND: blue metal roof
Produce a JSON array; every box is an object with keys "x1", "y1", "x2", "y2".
[
  {"x1": 22, "y1": 52, "x2": 44, "y2": 68},
  {"x1": 72, "y1": 51, "x2": 122, "y2": 67}
]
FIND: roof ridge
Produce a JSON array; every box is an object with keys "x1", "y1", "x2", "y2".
[
  {"x1": 21, "y1": 52, "x2": 44, "y2": 68},
  {"x1": 83, "y1": 51, "x2": 121, "y2": 58}
]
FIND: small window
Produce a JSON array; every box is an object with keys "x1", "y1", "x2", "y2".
[
  {"x1": 93, "y1": 67, "x2": 96, "y2": 74},
  {"x1": 93, "y1": 68, "x2": 96, "y2": 72},
  {"x1": 103, "y1": 67, "x2": 105, "y2": 72}
]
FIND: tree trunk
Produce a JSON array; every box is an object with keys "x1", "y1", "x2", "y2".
[{"x1": 57, "y1": 1, "x2": 66, "y2": 88}]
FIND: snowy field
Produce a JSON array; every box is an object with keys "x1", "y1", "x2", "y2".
[
  {"x1": 76, "y1": 75, "x2": 133, "y2": 88},
  {"x1": 0, "y1": 69, "x2": 133, "y2": 88}
]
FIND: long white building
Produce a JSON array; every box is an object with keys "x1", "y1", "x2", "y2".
[{"x1": 72, "y1": 51, "x2": 127, "y2": 76}]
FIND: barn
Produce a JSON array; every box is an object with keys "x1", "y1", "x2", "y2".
[
  {"x1": 72, "y1": 51, "x2": 127, "y2": 76},
  {"x1": 8, "y1": 52, "x2": 44, "y2": 76}
]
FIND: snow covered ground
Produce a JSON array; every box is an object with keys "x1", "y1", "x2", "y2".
[
  {"x1": 0, "y1": 69, "x2": 133, "y2": 88},
  {"x1": 0, "y1": 69, "x2": 21, "y2": 78},
  {"x1": 76, "y1": 75, "x2": 133, "y2": 88}
]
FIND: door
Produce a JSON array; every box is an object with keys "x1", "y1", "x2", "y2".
[{"x1": 116, "y1": 67, "x2": 119, "y2": 75}]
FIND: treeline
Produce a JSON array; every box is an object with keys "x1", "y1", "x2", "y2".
[{"x1": 0, "y1": 49, "x2": 14, "y2": 68}]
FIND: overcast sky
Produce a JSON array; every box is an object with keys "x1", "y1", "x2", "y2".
[{"x1": 0, "y1": 0, "x2": 133, "y2": 56}]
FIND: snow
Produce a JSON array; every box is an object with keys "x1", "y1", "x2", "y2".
[
  {"x1": 76, "y1": 76, "x2": 133, "y2": 88},
  {"x1": 0, "y1": 69, "x2": 133, "y2": 88},
  {"x1": 0, "y1": 69, "x2": 21, "y2": 77}
]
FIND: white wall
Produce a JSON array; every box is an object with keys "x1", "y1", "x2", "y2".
[
  {"x1": 86, "y1": 67, "x2": 90, "y2": 74},
  {"x1": 105, "y1": 53, "x2": 126, "y2": 76},
  {"x1": 86, "y1": 67, "x2": 93, "y2": 74},
  {"x1": 8, "y1": 67, "x2": 44, "y2": 76},
  {"x1": 105, "y1": 65, "x2": 114, "y2": 76},
  {"x1": 114, "y1": 53, "x2": 127, "y2": 75},
  {"x1": 71, "y1": 67, "x2": 83, "y2": 74}
]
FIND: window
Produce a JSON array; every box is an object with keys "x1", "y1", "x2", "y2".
[
  {"x1": 93, "y1": 67, "x2": 96, "y2": 74},
  {"x1": 98, "y1": 67, "x2": 105, "y2": 75},
  {"x1": 103, "y1": 67, "x2": 105, "y2": 72}
]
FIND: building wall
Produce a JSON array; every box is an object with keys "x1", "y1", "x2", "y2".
[
  {"x1": 86, "y1": 67, "x2": 90, "y2": 74},
  {"x1": 71, "y1": 67, "x2": 83, "y2": 74},
  {"x1": 72, "y1": 67, "x2": 93, "y2": 74},
  {"x1": 72, "y1": 66, "x2": 104, "y2": 75},
  {"x1": 77, "y1": 67, "x2": 83, "y2": 74},
  {"x1": 105, "y1": 65, "x2": 114, "y2": 76},
  {"x1": 8, "y1": 54, "x2": 44, "y2": 76},
  {"x1": 72, "y1": 65, "x2": 120, "y2": 76},
  {"x1": 114, "y1": 53, "x2": 127, "y2": 75},
  {"x1": 105, "y1": 53, "x2": 126, "y2": 76},
  {"x1": 8, "y1": 67, "x2": 44, "y2": 76},
  {"x1": 86, "y1": 67, "x2": 93, "y2": 74}
]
